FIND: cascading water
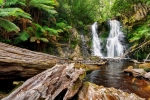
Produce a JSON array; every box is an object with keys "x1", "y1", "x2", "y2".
[
  {"x1": 106, "y1": 20, "x2": 125, "y2": 57},
  {"x1": 91, "y1": 22, "x2": 103, "y2": 57}
]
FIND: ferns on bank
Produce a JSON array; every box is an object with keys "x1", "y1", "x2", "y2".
[{"x1": 0, "y1": 18, "x2": 20, "y2": 32}]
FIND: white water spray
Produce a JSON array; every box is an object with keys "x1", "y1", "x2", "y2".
[
  {"x1": 106, "y1": 20, "x2": 125, "y2": 57},
  {"x1": 91, "y1": 22, "x2": 103, "y2": 57}
]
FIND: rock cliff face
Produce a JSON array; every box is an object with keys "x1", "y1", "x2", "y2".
[
  {"x1": 56, "y1": 26, "x2": 92, "y2": 58},
  {"x1": 122, "y1": 3, "x2": 149, "y2": 29}
]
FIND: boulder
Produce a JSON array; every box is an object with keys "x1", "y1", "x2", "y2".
[
  {"x1": 124, "y1": 68, "x2": 147, "y2": 77},
  {"x1": 139, "y1": 63, "x2": 150, "y2": 71},
  {"x1": 78, "y1": 82, "x2": 144, "y2": 100},
  {"x1": 143, "y1": 72, "x2": 150, "y2": 79}
]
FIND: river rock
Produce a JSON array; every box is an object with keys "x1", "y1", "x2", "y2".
[
  {"x1": 143, "y1": 72, "x2": 150, "y2": 79},
  {"x1": 78, "y1": 82, "x2": 144, "y2": 100},
  {"x1": 124, "y1": 68, "x2": 147, "y2": 77},
  {"x1": 139, "y1": 63, "x2": 150, "y2": 71}
]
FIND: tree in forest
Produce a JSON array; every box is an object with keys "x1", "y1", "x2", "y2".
[{"x1": 57, "y1": 0, "x2": 104, "y2": 27}]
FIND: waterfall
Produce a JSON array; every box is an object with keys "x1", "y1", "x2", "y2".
[
  {"x1": 106, "y1": 20, "x2": 125, "y2": 57},
  {"x1": 91, "y1": 22, "x2": 103, "y2": 57}
]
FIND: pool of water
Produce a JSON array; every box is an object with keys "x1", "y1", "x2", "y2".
[{"x1": 87, "y1": 59, "x2": 150, "y2": 98}]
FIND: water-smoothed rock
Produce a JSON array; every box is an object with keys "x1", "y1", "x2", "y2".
[
  {"x1": 78, "y1": 82, "x2": 145, "y2": 100},
  {"x1": 143, "y1": 72, "x2": 150, "y2": 79},
  {"x1": 124, "y1": 66, "x2": 150, "y2": 80},
  {"x1": 124, "y1": 68, "x2": 147, "y2": 77}
]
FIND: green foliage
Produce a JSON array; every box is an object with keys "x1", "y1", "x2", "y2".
[
  {"x1": 129, "y1": 25, "x2": 150, "y2": 42},
  {"x1": 28, "y1": 0, "x2": 58, "y2": 15},
  {"x1": 128, "y1": 23, "x2": 150, "y2": 59},
  {"x1": 0, "y1": 8, "x2": 32, "y2": 19},
  {"x1": 0, "y1": 1, "x2": 31, "y2": 32},
  {"x1": 0, "y1": 0, "x2": 4, "y2": 6},
  {"x1": 4, "y1": 0, "x2": 18, "y2": 6},
  {"x1": 15, "y1": 22, "x2": 71, "y2": 44},
  {"x1": 111, "y1": 0, "x2": 150, "y2": 16},
  {"x1": 57, "y1": 0, "x2": 103, "y2": 26},
  {"x1": 20, "y1": 31, "x2": 30, "y2": 41},
  {"x1": 0, "y1": 18, "x2": 20, "y2": 32},
  {"x1": 111, "y1": 0, "x2": 133, "y2": 16}
]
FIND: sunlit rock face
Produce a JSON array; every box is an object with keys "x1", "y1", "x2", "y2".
[{"x1": 78, "y1": 82, "x2": 144, "y2": 100}]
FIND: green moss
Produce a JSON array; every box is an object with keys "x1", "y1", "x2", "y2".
[{"x1": 71, "y1": 79, "x2": 82, "y2": 91}]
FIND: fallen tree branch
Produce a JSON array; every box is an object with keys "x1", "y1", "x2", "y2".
[
  {"x1": 122, "y1": 40, "x2": 150, "y2": 58},
  {"x1": 0, "y1": 42, "x2": 68, "y2": 80},
  {"x1": 2, "y1": 63, "x2": 85, "y2": 100}
]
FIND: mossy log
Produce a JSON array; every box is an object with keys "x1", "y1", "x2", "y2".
[
  {"x1": 0, "y1": 42, "x2": 68, "y2": 80},
  {"x1": 2, "y1": 63, "x2": 85, "y2": 100}
]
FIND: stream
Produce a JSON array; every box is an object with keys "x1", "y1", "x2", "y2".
[{"x1": 87, "y1": 59, "x2": 150, "y2": 98}]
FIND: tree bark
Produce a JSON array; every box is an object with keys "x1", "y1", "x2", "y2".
[
  {"x1": 0, "y1": 42, "x2": 68, "y2": 80},
  {"x1": 2, "y1": 63, "x2": 85, "y2": 100}
]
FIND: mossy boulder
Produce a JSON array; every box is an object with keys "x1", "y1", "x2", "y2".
[{"x1": 139, "y1": 63, "x2": 150, "y2": 71}]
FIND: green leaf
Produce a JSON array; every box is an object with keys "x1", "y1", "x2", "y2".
[
  {"x1": 0, "y1": 18, "x2": 20, "y2": 32},
  {"x1": 20, "y1": 31, "x2": 30, "y2": 41},
  {"x1": 43, "y1": 27, "x2": 58, "y2": 36},
  {"x1": 0, "y1": 8, "x2": 32, "y2": 20},
  {"x1": 0, "y1": 0, "x2": 4, "y2": 6},
  {"x1": 28, "y1": 0, "x2": 58, "y2": 15},
  {"x1": 30, "y1": 37, "x2": 37, "y2": 42},
  {"x1": 5, "y1": 0, "x2": 18, "y2": 6},
  {"x1": 40, "y1": 38, "x2": 49, "y2": 42}
]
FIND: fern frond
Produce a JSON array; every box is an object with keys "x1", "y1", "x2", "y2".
[
  {"x1": 15, "y1": 11, "x2": 32, "y2": 20},
  {"x1": 0, "y1": 18, "x2": 20, "y2": 32},
  {"x1": 43, "y1": 27, "x2": 58, "y2": 36},
  {"x1": 29, "y1": 0, "x2": 58, "y2": 6},
  {"x1": 28, "y1": 0, "x2": 58, "y2": 14},
  {"x1": 40, "y1": 38, "x2": 49, "y2": 42},
  {"x1": 16, "y1": 0, "x2": 26, "y2": 6},
  {"x1": 20, "y1": 31, "x2": 30, "y2": 41},
  {"x1": 5, "y1": 0, "x2": 18, "y2": 6},
  {"x1": 0, "y1": 8, "x2": 32, "y2": 19},
  {"x1": 30, "y1": 37, "x2": 37, "y2": 42}
]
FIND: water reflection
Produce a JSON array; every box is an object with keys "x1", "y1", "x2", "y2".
[{"x1": 87, "y1": 59, "x2": 150, "y2": 98}]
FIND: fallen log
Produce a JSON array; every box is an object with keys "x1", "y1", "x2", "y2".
[
  {"x1": 2, "y1": 64, "x2": 145, "y2": 100},
  {"x1": 2, "y1": 63, "x2": 85, "y2": 100},
  {"x1": 0, "y1": 42, "x2": 68, "y2": 80}
]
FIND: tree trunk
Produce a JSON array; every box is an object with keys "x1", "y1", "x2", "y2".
[
  {"x1": 0, "y1": 42, "x2": 68, "y2": 80},
  {"x1": 2, "y1": 63, "x2": 85, "y2": 100}
]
